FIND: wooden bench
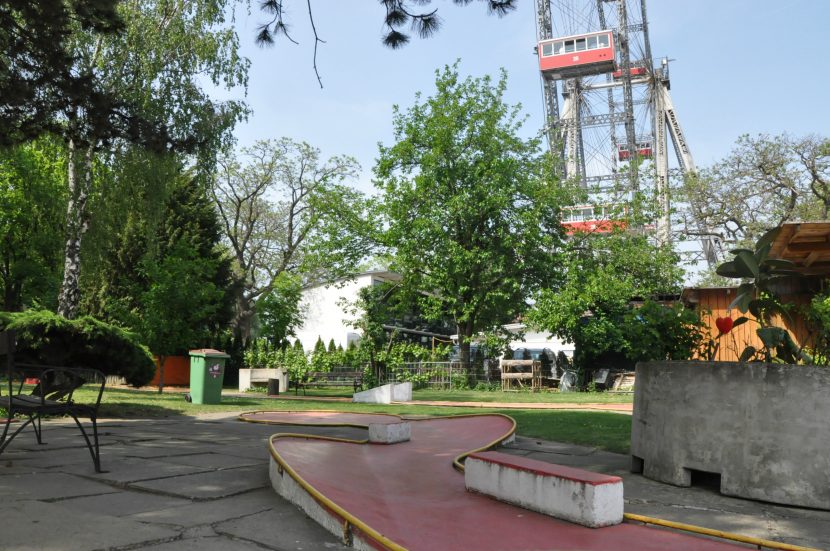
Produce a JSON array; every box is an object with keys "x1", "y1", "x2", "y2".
[
  {"x1": 0, "y1": 330, "x2": 105, "y2": 472},
  {"x1": 293, "y1": 370, "x2": 363, "y2": 395},
  {"x1": 464, "y1": 450, "x2": 623, "y2": 527}
]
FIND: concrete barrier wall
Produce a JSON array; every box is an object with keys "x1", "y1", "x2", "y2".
[{"x1": 632, "y1": 360, "x2": 830, "y2": 509}]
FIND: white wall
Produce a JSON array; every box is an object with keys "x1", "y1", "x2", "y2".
[
  {"x1": 293, "y1": 272, "x2": 400, "y2": 352},
  {"x1": 504, "y1": 325, "x2": 574, "y2": 358}
]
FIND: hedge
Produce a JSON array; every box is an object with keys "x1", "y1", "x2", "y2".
[{"x1": 0, "y1": 310, "x2": 155, "y2": 387}]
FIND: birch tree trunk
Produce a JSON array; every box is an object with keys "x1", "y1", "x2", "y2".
[{"x1": 57, "y1": 140, "x2": 93, "y2": 319}]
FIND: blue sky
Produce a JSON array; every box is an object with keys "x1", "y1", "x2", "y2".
[{"x1": 222, "y1": 0, "x2": 829, "y2": 192}]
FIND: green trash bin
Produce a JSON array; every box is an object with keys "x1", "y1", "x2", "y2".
[{"x1": 188, "y1": 349, "x2": 230, "y2": 404}]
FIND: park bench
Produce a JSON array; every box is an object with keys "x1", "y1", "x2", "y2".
[
  {"x1": 0, "y1": 330, "x2": 106, "y2": 472},
  {"x1": 293, "y1": 370, "x2": 363, "y2": 395}
]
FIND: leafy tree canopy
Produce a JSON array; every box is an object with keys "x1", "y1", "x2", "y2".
[
  {"x1": 371, "y1": 63, "x2": 567, "y2": 367},
  {"x1": 530, "y1": 230, "x2": 689, "y2": 374}
]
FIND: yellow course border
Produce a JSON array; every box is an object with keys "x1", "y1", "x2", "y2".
[
  {"x1": 238, "y1": 409, "x2": 403, "y2": 430},
  {"x1": 246, "y1": 410, "x2": 819, "y2": 551},
  {"x1": 623, "y1": 513, "x2": 820, "y2": 551}
]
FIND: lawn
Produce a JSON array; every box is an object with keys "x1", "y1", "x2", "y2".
[
  {"x1": 74, "y1": 386, "x2": 632, "y2": 454},
  {"x1": 277, "y1": 386, "x2": 633, "y2": 404}
]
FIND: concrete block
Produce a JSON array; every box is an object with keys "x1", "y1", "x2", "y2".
[
  {"x1": 353, "y1": 382, "x2": 412, "y2": 404},
  {"x1": 391, "y1": 381, "x2": 412, "y2": 402},
  {"x1": 632, "y1": 361, "x2": 830, "y2": 509},
  {"x1": 465, "y1": 451, "x2": 623, "y2": 528},
  {"x1": 368, "y1": 422, "x2": 411, "y2": 444},
  {"x1": 238, "y1": 368, "x2": 287, "y2": 393}
]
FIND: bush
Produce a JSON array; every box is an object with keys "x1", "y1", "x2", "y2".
[{"x1": 0, "y1": 310, "x2": 155, "y2": 387}]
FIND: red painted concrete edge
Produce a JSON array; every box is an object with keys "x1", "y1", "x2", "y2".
[{"x1": 470, "y1": 450, "x2": 623, "y2": 486}]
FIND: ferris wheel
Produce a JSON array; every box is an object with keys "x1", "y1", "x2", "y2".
[{"x1": 534, "y1": 0, "x2": 721, "y2": 267}]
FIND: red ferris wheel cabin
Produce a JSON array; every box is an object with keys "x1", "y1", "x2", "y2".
[{"x1": 538, "y1": 30, "x2": 615, "y2": 79}]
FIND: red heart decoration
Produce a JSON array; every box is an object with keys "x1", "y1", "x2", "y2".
[{"x1": 715, "y1": 316, "x2": 734, "y2": 334}]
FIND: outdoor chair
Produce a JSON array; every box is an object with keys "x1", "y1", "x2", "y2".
[{"x1": 0, "y1": 330, "x2": 106, "y2": 472}]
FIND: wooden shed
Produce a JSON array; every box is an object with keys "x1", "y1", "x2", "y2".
[{"x1": 684, "y1": 222, "x2": 830, "y2": 361}]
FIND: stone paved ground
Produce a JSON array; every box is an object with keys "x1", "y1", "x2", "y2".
[{"x1": 1, "y1": 413, "x2": 827, "y2": 550}]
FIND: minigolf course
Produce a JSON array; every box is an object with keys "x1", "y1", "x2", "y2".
[{"x1": 237, "y1": 410, "x2": 761, "y2": 550}]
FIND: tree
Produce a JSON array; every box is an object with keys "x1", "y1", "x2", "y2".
[
  {"x1": 530, "y1": 230, "x2": 687, "y2": 376},
  {"x1": 255, "y1": 272, "x2": 303, "y2": 345},
  {"x1": 56, "y1": 0, "x2": 248, "y2": 318},
  {"x1": 139, "y1": 241, "x2": 225, "y2": 392},
  {"x1": 0, "y1": 138, "x2": 67, "y2": 310},
  {"x1": 678, "y1": 133, "x2": 830, "y2": 251},
  {"x1": 82, "y1": 165, "x2": 235, "y2": 340},
  {"x1": 372, "y1": 64, "x2": 566, "y2": 369},
  {"x1": 0, "y1": 0, "x2": 123, "y2": 145},
  {"x1": 212, "y1": 138, "x2": 360, "y2": 341}
]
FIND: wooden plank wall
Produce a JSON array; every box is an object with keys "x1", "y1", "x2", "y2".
[{"x1": 694, "y1": 288, "x2": 814, "y2": 362}]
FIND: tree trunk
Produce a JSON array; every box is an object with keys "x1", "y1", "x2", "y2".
[
  {"x1": 158, "y1": 355, "x2": 166, "y2": 394},
  {"x1": 457, "y1": 319, "x2": 475, "y2": 374},
  {"x1": 57, "y1": 140, "x2": 93, "y2": 319}
]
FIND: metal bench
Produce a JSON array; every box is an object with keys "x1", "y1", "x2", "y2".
[
  {"x1": 0, "y1": 330, "x2": 106, "y2": 472},
  {"x1": 293, "y1": 370, "x2": 363, "y2": 395}
]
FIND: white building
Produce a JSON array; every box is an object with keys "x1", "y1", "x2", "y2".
[
  {"x1": 294, "y1": 271, "x2": 574, "y2": 358},
  {"x1": 293, "y1": 271, "x2": 401, "y2": 351},
  {"x1": 502, "y1": 323, "x2": 574, "y2": 359}
]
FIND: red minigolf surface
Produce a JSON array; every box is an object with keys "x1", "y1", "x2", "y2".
[{"x1": 254, "y1": 412, "x2": 745, "y2": 550}]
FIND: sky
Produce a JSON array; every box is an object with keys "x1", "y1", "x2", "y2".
[{"x1": 218, "y1": 0, "x2": 830, "y2": 193}]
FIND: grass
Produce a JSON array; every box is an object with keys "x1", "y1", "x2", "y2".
[
  {"x1": 281, "y1": 387, "x2": 633, "y2": 404},
  {"x1": 412, "y1": 388, "x2": 633, "y2": 404},
  {"x1": 69, "y1": 386, "x2": 633, "y2": 454}
]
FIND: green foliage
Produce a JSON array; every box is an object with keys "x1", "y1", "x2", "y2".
[
  {"x1": 0, "y1": 139, "x2": 66, "y2": 310},
  {"x1": 531, "y1": 230, "x2": 688, "y2": 374},
  {"x1": 255, "y1": 272, "x2": 303, "y2": 345},
  {"x1": 0, "y1": 310, "x2": 154, "y2": 387},
  {"x1": 84, "y1": 170, "x2": 235, "y2": 360},
  {"x1": 716, "y1": 226, "x2": 810, "y2": 363},
  {"x1": 372, "y1": 63, "x2": 566, "y2": 366},
  {"x1": 624, "y1": 302, "x2": 705, "y2": 364},
  {"x1": 138, "y1": 241, "x2": 226, "y2": 356},
  {"x1": 807, "y1": 290, "x2": 830, "y2": 365}
]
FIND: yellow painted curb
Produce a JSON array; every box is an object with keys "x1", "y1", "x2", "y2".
[{"x1": 623, "y1": 513, "x2": 820, "y2": 551}]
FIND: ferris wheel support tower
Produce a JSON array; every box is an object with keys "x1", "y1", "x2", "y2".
[{"x1": 535, "y1": 0, "x2": 721, "y2": 266}]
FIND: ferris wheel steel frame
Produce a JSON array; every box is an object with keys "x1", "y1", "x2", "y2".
[{"x1": 535, "y1": 0, "x2": 721, "y2": 267}]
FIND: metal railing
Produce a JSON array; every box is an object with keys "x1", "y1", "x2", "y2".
[{"x1": 378, "y1": 361, "x2": 501, "y2": 390}]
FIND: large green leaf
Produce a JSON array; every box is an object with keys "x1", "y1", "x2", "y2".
[
  {"x1": 755, "y1": 226, "x2": 782, "y2": 253},
  {"x1": 715, "y1": 260, "x2": 740, "y2": 278},
  {"x1": 764, "y1": 259, "x2": 796, "y2": 269},
  {"x1": 734, "y1": 250, "x2": 760, "y2": 278},
  {"x1": 739, "y1": 345, "x2": 756, "y2": 362},
  {"x1": 757, "y1": 326, "x2": 786, "y2": 349},
  {"x1": 728, "y1": 291, "x2": 752, "y2": 313},
  {"x1": 732, "y1": 316, "x2": 750, "y2": 328}
]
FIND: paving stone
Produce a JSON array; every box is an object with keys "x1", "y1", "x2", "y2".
[
  {"x1": 216, "y1": 507, "x2": 350, "y2": 550},
  {"x1": 58, "y1": 488, "x2": 191, "y2": 517},
  {"x1": 0, "y1": 471, "x2": 118, "y2": 502},
  {"x1": 61, "y1": 455, "x2": 212, "y2": 483},
  {"x1": 128, "y1": 464, "x2": 268, "y2": 499},
  {"x1": 0, "y1": 500, "x2": 179, "y2": 550},
  {"x1": 153, "y1": 451, "x2": 266, "y2": 470},
  {"x1": 139, "y1": 534, "x2": 264, "y2": 550},
  {"x1": 127, "y1": 488, "x2": 279, "y2": 527}
]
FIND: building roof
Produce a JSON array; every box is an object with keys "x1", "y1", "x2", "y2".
[{"x1": 768, "y1": 221, "x2": 830, "y2": 276}]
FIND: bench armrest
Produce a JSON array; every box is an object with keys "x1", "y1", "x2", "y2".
[{"x1": 14, "y1": 363, "x2": 106, "y2": 407}]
